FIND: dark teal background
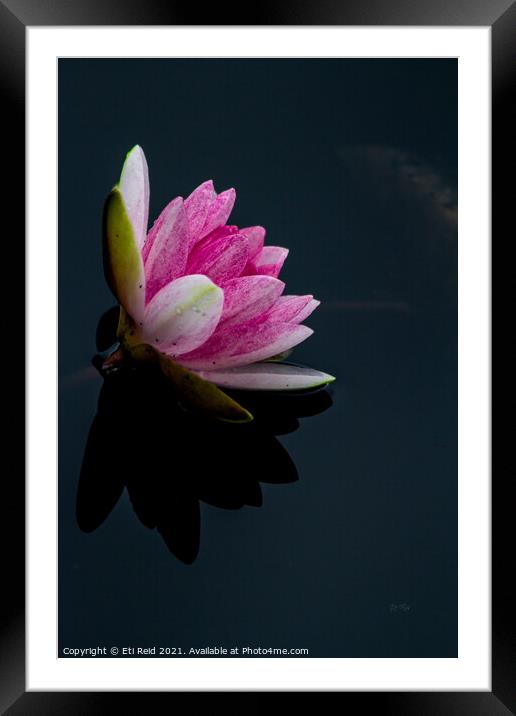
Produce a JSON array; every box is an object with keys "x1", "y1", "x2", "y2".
[{"x1": 58, "y1": 58, "x2": 457, "y2": 657}]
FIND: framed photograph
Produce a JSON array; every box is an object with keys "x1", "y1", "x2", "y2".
[{"x1": 5, "y1": 0, "x2": 508, "y2": 710}]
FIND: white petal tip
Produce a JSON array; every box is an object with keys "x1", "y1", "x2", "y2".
[{"x1": 196, "y1": 363, "x2": 336, "y2": 392}]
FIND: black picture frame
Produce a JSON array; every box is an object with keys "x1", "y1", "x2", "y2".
[{"x1": 5, "y1": 1, "x2": 506, "y2": 712}]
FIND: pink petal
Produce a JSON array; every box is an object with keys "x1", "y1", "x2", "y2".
[
  {"x1": 186, "y1": 232, "x2": 249, "y2": 285},
  {"x1": 246, "y1": 246, "x2": 289, "y2": 278},
  {"x1": 199, "y1": 188, "x2": 236, "y2": 241},
  {"x1": 195, "y1": 362, "x2": 335, "y2": 391},
  {"x1": 292, "y1": 298, "x2": 320, "y2": 323},
  {"x1": 263, "y1": 295, "x2": 320, "y2": 324},
  {"x1": 140, "y1": 274, "x2": 223, "y2": 355},
  {"x1": 118, "y1": 145, "x2": 149, "y2": 251},
  {"x1": 184, "y1": 180, "x2": 216, "y2": 241},
  {"x1": 177, "y1": 322, "x2": 313, "y2": 370},
  {"x1": 240, "y1": 226, "x2": 265, "y2": 260},
  {"x1": 220, "y1": 276, "x2": 285, "y2": 327},
  {"x1": 196, "y1": 224, "x2": 239, "y2": 247},
  {"x1": 144, "y1": 198, "x2": 190, "y2": 304}
]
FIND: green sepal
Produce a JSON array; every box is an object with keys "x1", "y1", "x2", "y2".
[
  {"x1": 127, "y1": 343, "x2": 254, "y2": 424},
  {"x1": 117, "y1": 306, "x2": 133, "y2": 340},
  {"x1": 103, "y1": 187, "x2": 144, "y2": 321}
]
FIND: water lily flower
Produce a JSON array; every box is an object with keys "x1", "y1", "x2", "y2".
[{"x1": 103, "y1": 145, "x2": 335, "y2": 421}]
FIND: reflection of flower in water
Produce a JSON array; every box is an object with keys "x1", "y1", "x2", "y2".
[{"x1": 77, "y1": 356, "x2": 333, "y2": 564}]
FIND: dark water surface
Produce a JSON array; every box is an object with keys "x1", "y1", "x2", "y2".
[{"x1": 58, "y1": 59, "x2": 457, "y2": 657}]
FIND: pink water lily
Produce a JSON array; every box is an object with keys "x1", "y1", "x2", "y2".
[{"x1": 103, "y1": 145, "x2": 334, "y2": 414}]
